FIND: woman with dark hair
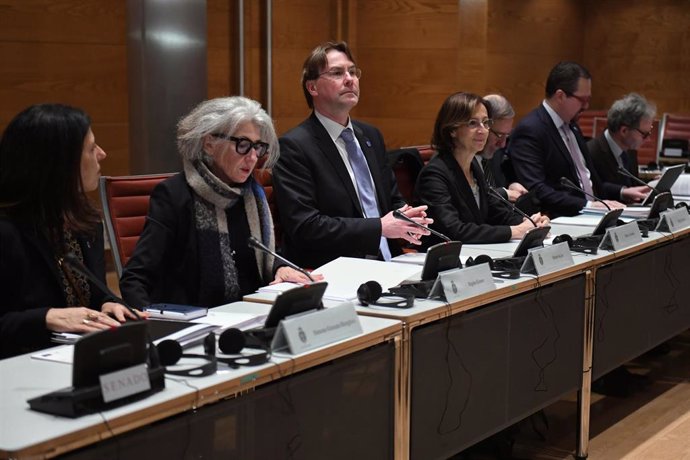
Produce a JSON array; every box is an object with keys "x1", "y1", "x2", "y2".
[
  {"x1": 120, "y1": 96, "x2": 318, "y2": 309},
  {"x1": 416, "y1": 92, "x2": 549, "y2": 245},
  {"x1": 0, "y1": 104, "x2": 138, "y2": 358}
]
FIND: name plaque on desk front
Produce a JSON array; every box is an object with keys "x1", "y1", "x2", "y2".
[
  {"x1": 521, "y1": 242, "x2": 574, "y2": 276},
  {"x1": 99, "y1": 363, "x2": 151, "y2": 403},
  {"x1": 272, "y1": 302, "x2": 363, "y2": 354},
  {"x1": 656, "y1": 207, "x2": 690, "y2": 233},
  {"x1": 429, "y1": 264, "x2": 496, "y2": 304},
  {"x1": 599, "y1": 221, "x2": 643, "y2": 251}
]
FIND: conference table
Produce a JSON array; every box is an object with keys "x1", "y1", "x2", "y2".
[
  {"x1": 2, "y1": 214, "x2": 690, "y2": 460},
  {"x1": 0, "y1": 305, "x2": 403, "y2": 459},
  {"x1": 347, "y1": 215, "x2": 690, "y2": 460}
]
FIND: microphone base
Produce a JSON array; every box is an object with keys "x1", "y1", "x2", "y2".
[{"x1": 27, "y1": 366, "x2": 165, "y2": 418}]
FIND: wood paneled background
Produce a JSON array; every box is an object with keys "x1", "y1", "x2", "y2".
[{"x1": 1, "y1": 0, "x2": 689, "y2": 178}]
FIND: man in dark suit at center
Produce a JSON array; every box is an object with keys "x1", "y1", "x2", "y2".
[
  {"x1": 587, "y1": 92, "x2": 656, "y2": 192},
  {"x1": 509, "y1": 61, "x2": 647, "y2": 218},
  {"x1": 273, "y1": 41, "x2": 430, "y2": 268}
]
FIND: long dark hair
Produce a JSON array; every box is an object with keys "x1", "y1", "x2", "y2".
[{"x1": 0, "y1": 103, "x2": 100, "y2": 247}]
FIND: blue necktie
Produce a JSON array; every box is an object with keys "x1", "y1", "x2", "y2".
[{"x1": 340, "y1": 128, "x2": 392, "y2": 261}]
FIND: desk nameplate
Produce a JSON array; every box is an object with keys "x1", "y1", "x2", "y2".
[
  {"x1": 599, "y1": 221, "x2": 643, "y2": 251},
  {"x1": 656, "y1": 207, "x2": 690, "y2": 233},
  {"x1": 521, "y1": 242, "x2": 574, "y2": 275}
]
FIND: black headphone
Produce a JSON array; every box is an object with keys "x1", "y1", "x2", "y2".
[
  {"x1": 215, "y1": 328, "x2": 271, "y2": 368},
  {"x1": 157, "y1": 333, "x2": 218, "y2": 377},
  {"x1": 157, "y1": 328, "x2": 271, "y2": 377},
  {"x1": 465, "y1": 254, "x2": 522, "y2": 279},
  {"x1": 357, "y1": 281, "x2": 414, "y2": 308},
  {"x1": 552, "y1": 234, "x2": 601, "y2": 254}
]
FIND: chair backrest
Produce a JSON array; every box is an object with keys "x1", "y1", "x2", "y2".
[
  {"x1": 387, "y1": 148, "x2": 424, "y2": 203},
  {"x1": 99, "y1": 173, "x2": 174, "y2": 276},
  {"x1": 657, "y1": 112, "x2": 690, "y2": 162},
  {"x1": 402, "y1": 144, "x2": 436, "y2": 164},
  {"x1": 577, "y1": 110, "x2": 608, "y2": 140}
]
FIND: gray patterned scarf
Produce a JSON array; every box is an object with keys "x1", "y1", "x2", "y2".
[{"x1": 184, "y1": 159, "x2": 274, "y2": 305}]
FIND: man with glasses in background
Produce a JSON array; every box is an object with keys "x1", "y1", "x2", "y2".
[
  {"x1": 509, "y1": 61, "x2": 631, "y2": 217},
  {"x1": 587, "y1": 93, "x2": 656, "y2": 195},
  {"x1": 273, "y1": 41, "x2": 430, "y2": 268},
  {"x1": 477, "y1": 94, "x2": 529, "y2": 203}
]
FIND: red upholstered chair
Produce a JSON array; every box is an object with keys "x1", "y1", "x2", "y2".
[
  {"x1": 388, "y1": 148, "x2": 424, "y2": 204},
  {"x1": 577, "y1": 110, "x2": 607, "y2": 140},
  {"x1": 99, "y1": 173, "x2": 174, "y2": 276}
]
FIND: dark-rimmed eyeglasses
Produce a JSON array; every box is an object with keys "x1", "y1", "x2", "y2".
[
  {"x1": 633, "y1": 126, "x2": 653, "y2": 139},
  {"x1": 489, "y1": 128, "x2": 511, "y2": 140},
  {"x1": 319, "y1": 66, "x2": 362, "y2": 81},
  {"x1": 458, "y1": 118, "x2": 494, "y2": 130},
  {"x1": 564, "y1": 92, "x2": 592, "y2": 105},
  {"x1": 211, "y1": 134, "x2": 270, "y2": 158}
]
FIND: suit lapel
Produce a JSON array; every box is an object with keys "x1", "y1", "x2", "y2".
[
  {"x1": 538, "y1": 106, "x2": 579, "y2": 179},
  {"x1": 441, "y1": 154, "x2": 482, "y2": 222},
  {"x1": 307, "y1": 115, "x2": 363, "y2": 214}
]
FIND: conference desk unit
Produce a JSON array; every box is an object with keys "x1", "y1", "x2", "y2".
[
  {"x1": 352, "y1": 221, "x2": 690, "y2": 460},
  {"x1": 0, "y1": 310, "x2": 403, "y2": 460}
]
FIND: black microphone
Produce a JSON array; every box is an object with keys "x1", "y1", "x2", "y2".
[
  {"x1": 392, "y1": 209, "x2": 451, "y2": 242},
  {"x1": 617, "y1": 166, "x2": 660, "y2": 194},
  {"x1": 247, "y1": 236, "x2": 314, "y2": 282},
  {"x1": 559, "y1": 176, "x2": 611, "y2": 211},
  {"x1": 486, "y1": 185, "x2": 537, "y2": 227},
  {"x1": 63, "y1": 253, "x2": 141, "y2": 319}
]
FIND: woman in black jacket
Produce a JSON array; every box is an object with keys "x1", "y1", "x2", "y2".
[
  {"x1": 0, "y1": 104, "x2": 137, "y2": 358},
  {"x1": 120, "y1": 97, "x2": 317, "y2": 309},
  {"x1": 416, "y1": 92, "x2": 549, "y2": 246}
]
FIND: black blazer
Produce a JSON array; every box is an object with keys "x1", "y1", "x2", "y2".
[
  {"x1": 273, "y1": 113, "x2": 406, "y2": 268},
  {"x1": 0, "y1": 219, "x2": 111, "y2": 358},
  {"x1": 509, "y1": 105, "x2": 621, "y2": 217},
  {"x1": 587, "y1": 133, "x2": 639, "y2": 187},
  {"x1": 120, "y1": 173, "x2": 270, "y2": 309},
  {"x1": 416, "y1": 153, "x2": 522, "y2": 246}
]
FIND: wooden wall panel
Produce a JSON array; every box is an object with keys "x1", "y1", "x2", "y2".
[
  {"x1": 0, "y1": 0, "x2": 129, "y2": 176},
  {"x1": 485, "y1": 0, "x2": 585, "y2": 120},
  {"x1": 583, "y1": 0, "x2": 690, "y2": 115},
  {"x1": 207, "y1": 0, "x2": 235, "y2": 98},
  {"x1": 352, "y1": 0, "x2": 459, "y2": 147},
  {"x1": 270, "y1": 0, "x2": 341, "y2": 132}
]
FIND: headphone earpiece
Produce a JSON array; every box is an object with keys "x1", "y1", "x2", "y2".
[
  {"x1": 553, "y1": 234, "x2": 573, "y2": 248},
  {"x1": 465, "y1": 254, "x2": 521, "y2": 279},
  {"x1": 157, "y1": 334, "x2": 218, "y2": 377},
  {"x1": 216, "y1": 328, "x2": 271, "y2": 369},
  {"x1": 554, "y1": 233, "x2": 599, "y2": 254},
  {"x1": 357, "y1": 280, "x2": 414, "y2": 308}
]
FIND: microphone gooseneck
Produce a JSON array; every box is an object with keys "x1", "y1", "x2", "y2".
[
  {"x1": 559, "y1": 176, "x2": 611, "y2": 211},
  {"x1": 392, "y1": 209, "x2": 451, "y2": 242},
  {"x1": 616, "y1": 166, "x2": 660, "y2": 193},
  {"x1": 486, "y1": 184, "x2": 537, "y2": 227},
  {"x1": 62, "y1": 253, "x2": 141, "y2": 320},
  {"x1": 247, "y1": 236, "x2": 314, "y2": 282}
]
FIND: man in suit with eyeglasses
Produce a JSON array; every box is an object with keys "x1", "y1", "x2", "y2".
[
  {"x1": 273, "y1": 41, "x2": 430, "y2": 268},
  {"x1": 509, "y1": 61, "x2": 637, "y2": 217},
  {"x1": 587, "y1": 93, "x2": 655, "y2": 194}
]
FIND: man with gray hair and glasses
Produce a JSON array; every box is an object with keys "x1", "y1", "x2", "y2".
[
  {"x1": 587, "y1": 93, "x2": 656, "y2": 194},
  {"x1": 476, "y1": 94, "x2": 529, "y2": 203}
]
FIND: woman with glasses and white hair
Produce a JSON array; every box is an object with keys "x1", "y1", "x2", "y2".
[
  {"x1": 416, "y1": 92, "x2": 549, "y2": 246},
  {"x1": 121, "y1": 96, "x2": 318, "y2": 309}
]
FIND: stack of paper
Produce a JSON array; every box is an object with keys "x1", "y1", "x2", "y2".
[{"x1": 312, "y1": 257, "x2": 422, "y2": 301}]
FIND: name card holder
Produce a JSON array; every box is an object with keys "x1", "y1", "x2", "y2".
[
  {"x1": 100, "y1": 363, "x2": 152, "y2": 403},
  {"x1": 599, "y1": 221, "x2": 643, "y2": 251},
  {"x1": 271, "y1": 302, "x2": 363, "y2": 354},
  {"x1": 428, "y1": 264, "x2": 496, "y2": 304},
  {"x1": 656, "y1": 207, "x2": 690, "y2": 233},
  {"x1": 520, "y1": 242, "x2": 574, "y2": 275}
]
